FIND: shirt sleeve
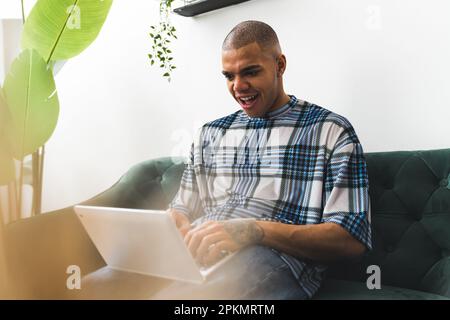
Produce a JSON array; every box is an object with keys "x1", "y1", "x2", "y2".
[
  {"x1": 321, "y1": 127, "x2": 373, "y2": 251},
  {"x1": 168, "y1": 141, "x2": 203, "y2": 222}
]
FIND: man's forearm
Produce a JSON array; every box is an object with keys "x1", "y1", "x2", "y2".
[
  {"x1": 220, "y1": 218, "x2": 264, "y2": 245},
  {"x1": 255, "y1": 221, "x2": 366, "y2": 263},
  {"x1": 217, "y1": 218, "x2": 367, "y2": 263}
]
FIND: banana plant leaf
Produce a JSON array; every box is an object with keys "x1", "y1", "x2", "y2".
[
  {"x1": 21, "y1": 0, "x2": 113, "y2": 62},
  {"x1": 3, "y1": 49, "x2": 60, "y2": 160},
  {"x1": 0, "y1": 89, "x2": 15, "y2": 185}
]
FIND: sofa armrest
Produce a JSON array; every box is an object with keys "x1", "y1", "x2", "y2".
[
  {"x1": 81, "y1": 157, "x2": 185, "y2": 210},
  {"x1": 4, "y1": 157, "x2": 185, "y2": 299},
  {"x1": 5, "y1": 207, "x2": 105, "y2": 299}
]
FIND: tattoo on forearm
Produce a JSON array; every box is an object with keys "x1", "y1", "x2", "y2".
[{"x1": 220, "y1": 218, "x2": 264, "y2": 246}]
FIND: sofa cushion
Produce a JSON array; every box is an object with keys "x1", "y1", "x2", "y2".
[
  {"x1": 419, "y1": 257, "x2": 450, "y2": 297},
  {"x1": 313, "y1": 279, "x2": 449, "y2": 300}
]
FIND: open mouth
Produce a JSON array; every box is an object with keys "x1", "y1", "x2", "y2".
[{"x1": 237, "y1": 94, "x2": 258, "y2": 109}]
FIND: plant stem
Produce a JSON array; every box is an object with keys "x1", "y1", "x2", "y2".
[
  {"x1": 17, "y1": 159, "x2": 24, "y2": 220},
  {"x1": 21, "y1": 0, "x2": 25, "y2": 24},
  {"x1": 15, "y1": 0, "x2": 26, "y2": 222},
  {"x1": 21, "y1": 0, "x2": 45, "y2": 217},
  {"x1": 36, "y1": 146, "x2": 44, "y2": 214},
  {"x1": 8, "y1": 180, "x2": 18, "y2": 223},
  {"x1": 0, "y1": 195, "x2": 3, "y2": 225},
  {"x1": 31, "y1": 150, "x2": 39, "y2": 215}
]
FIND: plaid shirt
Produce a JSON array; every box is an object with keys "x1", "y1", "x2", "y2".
[{"x1": 170, "y1": 95, "x2": 372, "y2": 298}]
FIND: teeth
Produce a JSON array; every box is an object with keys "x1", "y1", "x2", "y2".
[{"x1": 241, "y1": 95, "x2": 256, "y2": 101}]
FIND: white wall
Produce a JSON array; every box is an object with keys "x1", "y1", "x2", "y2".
[
  {"x1": 0, "y1": 19, "x2": 22, "y2": 82},
  {"x1": 1, "y1": 0, "x2": 450, "y2": 212}
]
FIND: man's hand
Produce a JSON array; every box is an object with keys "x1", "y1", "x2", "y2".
[
  {"x1": 167, "y1": 209, "x2": 191, "y2": 237},
  {"x1": 184, "y1": 218, "x2": 264, "y2": 267}
]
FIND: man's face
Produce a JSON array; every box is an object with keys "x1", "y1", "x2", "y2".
[{"x1": 221, "y1": 42, "x2": 286, "y2": 118}]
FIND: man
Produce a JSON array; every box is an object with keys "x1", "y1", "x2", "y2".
[{"x1": 160, "y1": 20, "x2": 372, "y2": 300}]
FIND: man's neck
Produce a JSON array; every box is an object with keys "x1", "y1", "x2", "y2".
[{"x1": 268, "y1": 93, "x2": 291, "y2": 113}]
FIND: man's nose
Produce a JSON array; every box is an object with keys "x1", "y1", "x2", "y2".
[{"x1": 233, "y1": 76, "x2": 250, "y2": 93}]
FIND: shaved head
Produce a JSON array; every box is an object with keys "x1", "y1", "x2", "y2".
[
  {"x1": 222, "y1": 20, "x2": 281, "y2": 56},
  {"x1": 221, "y1": 20, "x2": 289, "y2": 118}
]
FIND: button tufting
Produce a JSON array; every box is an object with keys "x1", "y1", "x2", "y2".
[{"x1": 440, "y1": 174, "x2": 450, "y2": 189}]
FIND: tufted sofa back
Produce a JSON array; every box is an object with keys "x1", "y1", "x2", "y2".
[
  {"x1": 329, "y1": 148, "x2": 450, "y2": 296},
  {"x1": 84, "y1": 149, "x2": 450, "y2": 297}
]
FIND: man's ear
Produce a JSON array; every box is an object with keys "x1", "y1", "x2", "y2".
[{"x1": 277, "y1": 54, "x2": 287, "y2": 77}]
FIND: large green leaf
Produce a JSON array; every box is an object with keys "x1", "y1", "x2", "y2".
[
  {"x1": 3, "y1": 49, "x2": 60, "y2": 159},
  {"x1": 21, "y1": 0, "x2": 113, "y2": 62},
  {"x1": 0, "y1": 89, "x2": 15, "y2": 185}
]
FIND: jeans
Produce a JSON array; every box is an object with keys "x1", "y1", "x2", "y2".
[{"x1": 151, "y1": 245, "x2": 309, "y2": 300}]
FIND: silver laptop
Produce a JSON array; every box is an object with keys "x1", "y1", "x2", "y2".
[{"x1": 74, "y1": 205, "x2": 235, "y2": 284}]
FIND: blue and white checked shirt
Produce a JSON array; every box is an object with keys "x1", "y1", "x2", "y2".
[{"x1": 170, "y1": 95, "x2": 372, "y2": 298}]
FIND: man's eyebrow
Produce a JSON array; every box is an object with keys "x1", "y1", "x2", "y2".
[
  {"x1": 240, "y1": 65, "x2": 261, "y2": 73},
  {"x1": 222, "y1": 65, "x2": 262, "y2": 76}
]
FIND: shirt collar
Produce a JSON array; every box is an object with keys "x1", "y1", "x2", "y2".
[{"x1": 265, "y1": 95, "x2": 297, "y2": 119}]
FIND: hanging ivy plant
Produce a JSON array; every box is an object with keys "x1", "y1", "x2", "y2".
[{"x1": 148, "y1": 0, "x2": 177, "y2": 81}]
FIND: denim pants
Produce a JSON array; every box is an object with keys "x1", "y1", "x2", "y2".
[{"x1": 151, "y1": 245, "x2": 309, "y2": 300}]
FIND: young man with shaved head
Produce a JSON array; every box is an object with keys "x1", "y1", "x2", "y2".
[{"x1": 159, "y1": 21, "x2": 372, "y2": 300}]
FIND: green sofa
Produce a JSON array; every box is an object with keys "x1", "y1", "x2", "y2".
[{"x1": 4, "y1": 148, "x2": 450, "y2": 299}]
